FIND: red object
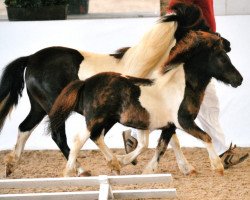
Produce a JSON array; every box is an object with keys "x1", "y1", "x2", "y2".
[{"x1": 168, "y1": 0, "x2": 216, "y2": 32}]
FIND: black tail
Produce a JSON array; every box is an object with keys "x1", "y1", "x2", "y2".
[
  {"x1": 49, "y1": 80, "x2": 85, "y2": 133},
  {"x1": 0, "y1": 56, "x2": 29, "y2": 132}
]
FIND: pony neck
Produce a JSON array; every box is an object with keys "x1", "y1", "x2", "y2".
[
  {"x1": 121, "y1": 21, "x2": 177, "y2": 78},
  {"x1": 184, "y1": 63, "x2": 212, "y2": 94}
]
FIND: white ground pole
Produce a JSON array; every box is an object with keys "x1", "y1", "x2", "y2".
[{"x1": 0, "y1": 174, "x2": 177, "y2": 200}]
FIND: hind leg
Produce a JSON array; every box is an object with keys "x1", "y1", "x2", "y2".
[
  {"x1": 64, "y1": 127, "x2": 90, "y2": 177},
  {"x1": 51, "y1": 124, "x2": 89, "y2": 176},
  {"x1": 4, "y1": 99, "x2": 46, "y2": 177},
  {"x1": 51, "y1": 124, "x2": 70, "y2": 159},
  {"x1": 88, "y1": 120, "x2": 121, "y2": 175},
  {"x1": 94, "y1": 130, "x2": 121, "y2": 175}
]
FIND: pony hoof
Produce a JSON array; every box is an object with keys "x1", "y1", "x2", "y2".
[
  {"x1": 107, "y1": 159, "x2": 121, "y2": 174},
  {"x1": 4, "y1": 153, "x2": 16, "y2": 177},
  {"x1": 5, "y1": 163, "x2": 14, "y2": 177},
  {"x1": 64, "y1": 169, "x2": 77, "y2": 177},
  {"x1": 215, "y1": 169, "x2": 224, "y2": 176},
  {"x1": 78, "y1": 170, "x2": 92, "y2": 177},
  {"x1": 142, "y1": 168, "x2": 156, "y2": 174},
  {"x1": 112, "y1": 169, "x2": 121, "y2": 175},
  {"x1": 211, "y1": 158, "x2": 224, "y2": 175},
  {"x1": 186, "y1": 169, "x2": 197, "y2": 176},
  {"x1": 179, "y1": 164, "x2": 196, "y2": 175},
  {"x1": 142, "y1": 170, "x2": 154, "y2": 174}
]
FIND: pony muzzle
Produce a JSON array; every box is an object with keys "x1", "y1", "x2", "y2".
[{"x1": 230, "y1": 74, "x2": 243, "y2": 88}]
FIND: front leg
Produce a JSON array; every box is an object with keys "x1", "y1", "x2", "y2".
[
  {"x1": 178, "y1": 115, "x2": 224, "y2": 174},
  {"x1": 117, "y1": 129, "x2": 149, "y2": 166},
  {"x1": 143, "y1": 124, "x2": 175, "y2": 174},
  {"x1": 169, "y1": 134, "x2": 196, "y2": 175}
]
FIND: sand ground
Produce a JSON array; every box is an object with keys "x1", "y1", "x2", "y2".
[{"x1": 0, "y1": 148, "x2": 249, "y2": 200}]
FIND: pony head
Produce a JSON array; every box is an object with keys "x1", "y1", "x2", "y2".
[{"x1": 163, "y1": 31, "x2": 243, "y2": 88}]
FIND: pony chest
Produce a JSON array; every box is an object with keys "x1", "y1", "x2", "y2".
[{"x1": 139, "y1": 69, "x2": 186, "y2": 129}]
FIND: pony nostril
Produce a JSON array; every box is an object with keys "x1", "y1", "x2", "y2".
[
  {"x1": 233, "y1": 76, "x2": 243, "y2": 87},
  {"x1": 240, "y1": 76, "x2": 243, "y2": 83},
  {"x1": 238, "y1": 76, "x2": 243, "y2": 85}
]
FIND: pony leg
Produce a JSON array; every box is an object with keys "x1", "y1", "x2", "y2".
[
  {"x1": 94, "y1": 130, "x2": 121, "y2": 175},
  {"x1": 203, "y1": 142, "x2": 224, "y2": 175},
  {"x1": 5, "y1": 129, "x2": 33, "y2": 177},
  {"x1": 169, "y1": 134, "x2": 196, "y2": 175},
  {"x1": 4, "y1": 100, "x2": 46, "y2": 177},
  {"x1": 179, "y1": 119, "x2": 224, "y2": 174},
  {"x1": 117, "y1": 130, "x2": 149, "y2": 166},
  {"x1": 143, "y1": 125, "x2": 175, "y2": 174},
  {"x1": 51, "y1": 123, "x2": 70, "y2": 159},
  {"x1": 51, "y1": 123, "x2": 86, "y2": 176},
  {"x1": 64, "y1": 128, "x2": 90, "y2": 177}
]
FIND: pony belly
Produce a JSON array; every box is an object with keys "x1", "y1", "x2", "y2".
[
  {"x1": 147, "y1": 99, "x2": 182, "y2": 130},
  {"x1": 149, "y1": 108, "x2": 176, "y2": 130}
]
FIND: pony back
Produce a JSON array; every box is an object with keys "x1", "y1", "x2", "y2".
[{"x1": 49, "y1": 80, "x2": 85, "y2": 133}]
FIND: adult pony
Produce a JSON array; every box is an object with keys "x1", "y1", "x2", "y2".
[
  {"x1": 48, "y1": 31, "x2": 243, "y2": 176},
  {"x1": 0, "y1": 2, "x2": 226, "y2": 176}
]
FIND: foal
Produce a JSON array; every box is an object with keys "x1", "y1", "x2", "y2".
[{"x1": 49, "y1": 31, "x2": 242, "y2": 176}]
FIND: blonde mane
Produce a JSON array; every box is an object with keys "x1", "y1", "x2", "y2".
[{"x1": 119, "y1": 21, "x2": 177, "y2": 78}]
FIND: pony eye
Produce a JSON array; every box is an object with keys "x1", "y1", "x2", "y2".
[
  {"x1": 219, "y1": 54, "x2": 228, "y2": 64},
  {"x1": 220, "y1": 57, "x2": 227, "y2": 63}
]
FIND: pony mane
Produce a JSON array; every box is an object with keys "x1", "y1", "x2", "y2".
[
  {"x1": 162, "y1": 31, "x2": 223, "y2": 74},
  {"x1": 110, "y1": 47, "x2": 131, "y2": 59},
  {"x1": 125, "y1": 75, "x2": 154, "y2": 86},
  {"x1": 159, "y1": 2, "x2": 210, "y2": 41}
]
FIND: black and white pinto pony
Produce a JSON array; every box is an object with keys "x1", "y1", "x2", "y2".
[
  {"x1": 48, "y1": 31, "x2": 243, "y2": 176},
  {"x1": 0, "y1": 2, "x2": 229, "y2": 176}
]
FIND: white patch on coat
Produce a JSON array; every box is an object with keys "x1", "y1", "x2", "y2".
[
  {"x1": 65, "y1": 128, "x2": 90, "y2": 177},
  {"x1": 139, "y1": 66, "x2": 186, "y2": 130},
  {"x1": 13, "y1": 127, "x2": 37, "y2": 160}
]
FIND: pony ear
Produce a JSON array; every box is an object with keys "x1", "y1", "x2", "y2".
[
  {"x1": 213, "y1": 32, "x2": 231, "y2": 52},
  {"x1": 221, "y1": 36, "x2": 231, "y2": 52}
]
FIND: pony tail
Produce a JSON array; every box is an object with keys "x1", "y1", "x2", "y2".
[
  {"x1": 0, "y1": 56, "x2": 28, "y2": 132},
  {"x1": 49, "y1": 80, "x2": 85, "y2": 133}
]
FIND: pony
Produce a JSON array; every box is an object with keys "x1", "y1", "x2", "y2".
[
  {"x1": 48, "y1": 31, "x2": 243, "y2": 176},
  {"x1": 0, "y1": 2, "x2": 228, "y2": 176}
]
